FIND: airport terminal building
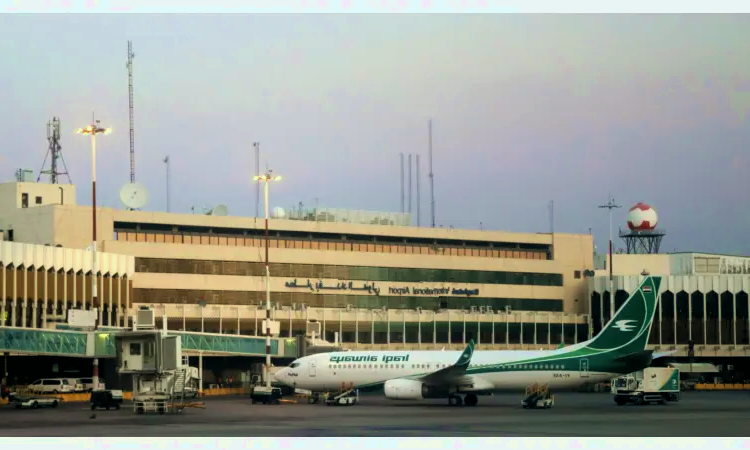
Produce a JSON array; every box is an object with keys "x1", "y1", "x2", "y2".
[
  {"x1": 2, "y1": 180, "x2": 749, "y2": 363},
  {"x1": 0, "y1": 181, "x2": 593, "y2": 350}
]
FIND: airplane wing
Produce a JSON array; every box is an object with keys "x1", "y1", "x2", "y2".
[
  {"x1": 418, "y1": 339, "x2": 475, "y2": 384},
  {"x1": 653, "y1": 350, "x2": 678, "y2": 359}
]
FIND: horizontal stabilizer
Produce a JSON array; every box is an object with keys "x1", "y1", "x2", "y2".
[
  {"x1": 653, "y1": 350, "x2": 678, "y2": 359},
  {"x1": 613, "y1": 350, "x2": 654, "y2": 368}
]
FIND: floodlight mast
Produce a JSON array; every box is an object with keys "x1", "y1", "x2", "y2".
[
  {"x1": 598, "y1": 196, "x2": 621, "y2": 325},
  {"x1": 252, "y1": 170, "x2": 282, "y2": 389},
  {"x1": 75, "y1": 114, "x2": 111, "y2": 390}
]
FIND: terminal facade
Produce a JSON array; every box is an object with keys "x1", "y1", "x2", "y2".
[
  {"x1": 2, "y1": 180, "x2": 749, "y2": 360},
  {"x1": 1, "y1": 181, "x2": 592, "y2": 350}
]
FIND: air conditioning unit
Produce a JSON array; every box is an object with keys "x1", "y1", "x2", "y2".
[
  {"x1": 346, "y1": 304, "x2": 352, "y2": 311},
  {"x1": 301, "y1": 303, "x2": 307, "y2": 311},
  {"x1": 135, "y1": 307, "x2": 155, "y2": 329},
  {"x1": 479, "y1": 306, "x2": 485, "y2": 313},
  {"x1": 470, "y1": 306, "x2": 477, "y2": 313},
  {"x1": 416, "y1": 307, "x2": 422, "y2": 313},
  {"x1": 292, "y1": 303, "x2": 297, "y2": 310},
  {"x1": 486, "y1": 306, "x2": 493, "y2": 313}
]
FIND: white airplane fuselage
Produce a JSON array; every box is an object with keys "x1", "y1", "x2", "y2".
[{"x1": 275, "y1": 345, "x2": 615, "y2": 394}]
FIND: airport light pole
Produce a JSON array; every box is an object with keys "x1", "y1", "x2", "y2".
[
  {"x1": 598, "y1": 197, "x2": 621, "y2": 324},
  {"x1": 76, "y1": 116, "x2": 111, "y2": 391},
  {"x1": 253, "y1": 170, "x2": 281, "y2": 390}
]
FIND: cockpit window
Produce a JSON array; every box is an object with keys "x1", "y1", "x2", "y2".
[{"x1": 290, "y1": 362, "x2": 301, "y2": 368}]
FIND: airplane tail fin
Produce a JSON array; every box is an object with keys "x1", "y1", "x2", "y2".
[
  {"x1": 586, "y1": 275, "x2": 661, "y2": 355},
  {"x1": 455, "y1": 339, "x2": 475, "y2": 370},
  {"x1": 557, "y1": 342, "x2": 566, "y2": 349}
]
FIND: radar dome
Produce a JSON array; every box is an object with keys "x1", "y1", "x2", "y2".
[
  {"x1": 626, "y1": 203, "x2": 658, "y2": 231},
  {"x1": 271, "y1": 207, "x2": 286, "y2": 219}
]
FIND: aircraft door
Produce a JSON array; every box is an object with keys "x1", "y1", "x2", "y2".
[
  {"x1": 579, "y1": 359, "x2": 589, "y2": 378},
  {"x1": 309, "y1": 360, "x2": 317, "y2": 377}
]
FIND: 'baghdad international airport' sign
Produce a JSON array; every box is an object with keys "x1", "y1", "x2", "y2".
[
  {"x1": 284, "y1": 279, "x2": 479, "y2": 297},
  {"x1": 389, "y1": 286, "x2": 480, "y2": 297}
]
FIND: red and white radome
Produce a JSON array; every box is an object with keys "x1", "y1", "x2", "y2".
[{"x1": 626, "y1": 203, "x2": 658, "y2": 231}]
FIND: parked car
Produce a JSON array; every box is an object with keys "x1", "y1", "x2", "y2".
[{"x1": 27, "y1": 379, "x2": 74, "y2": 395}]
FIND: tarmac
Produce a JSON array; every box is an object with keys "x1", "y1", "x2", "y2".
[{"x1": 1, "y1": 391, "x2": 747, "y2": 437}]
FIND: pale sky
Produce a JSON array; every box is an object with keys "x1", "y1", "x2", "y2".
[{"x1": 1, "y1": 14, "x2": 749, "y2": 255}]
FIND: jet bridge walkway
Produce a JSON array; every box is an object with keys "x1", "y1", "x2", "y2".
[{"x1": 0, "y1": 326, "x2": 297, "y2": 359}]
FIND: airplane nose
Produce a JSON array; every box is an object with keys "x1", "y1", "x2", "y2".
[{"x1": 273, "y1": 368, "x2": 286, "y2": 383}]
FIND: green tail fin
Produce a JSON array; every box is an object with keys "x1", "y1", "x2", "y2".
[
  {"x1": 455, "y1": 339, "x2": 475, "y2": 369},
  {"x1": 557, "y1": 342, "x2": 566, "y2": 349},
  {"x1": 586, "y1": 276, "x2": 661, "y2": 354}
]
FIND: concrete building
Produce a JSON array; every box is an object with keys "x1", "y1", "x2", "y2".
[
  {"x1": 0, "y1": 181, "x2": 594, "y2": 350},
  {"x1": 589, "y1": 252, "x2": 750, "y2": 358}
]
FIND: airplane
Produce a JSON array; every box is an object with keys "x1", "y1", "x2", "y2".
[{"x1": 274, "y1": 275, "x2": 674, "y2": 406}]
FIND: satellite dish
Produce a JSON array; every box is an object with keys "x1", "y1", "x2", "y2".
[
  {"x1": 213, "y1": 204, "x2": 228, "y2": 216},
  {"x1": 119, "y1": 182, "x2": 149, "y2": 210},
  {"x1": 205, "y1": 204, "x2": 228, "y2": 216}
]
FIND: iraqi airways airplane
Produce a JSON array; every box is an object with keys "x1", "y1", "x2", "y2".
[{"x1": 274, "y1": 276, "x2": 672, "y2": 406}]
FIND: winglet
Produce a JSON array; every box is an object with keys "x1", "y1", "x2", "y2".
[{"x1": 455, "y1": 339, "x2": 475, "y2": 369}]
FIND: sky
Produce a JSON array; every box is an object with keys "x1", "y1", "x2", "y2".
[{"x1": 1, "y1": 14, "x2": 749, "y2": 255}]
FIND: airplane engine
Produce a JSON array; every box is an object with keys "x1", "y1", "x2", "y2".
[
  {"x1": 384, "y1": 379, "x2": 425, "y2": 400},
  {"x1": 384, "y1": 379, "x2": 451, "y2": 400}
]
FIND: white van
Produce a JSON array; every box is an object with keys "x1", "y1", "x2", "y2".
[
  {"x1": 28, "y1": 379, "x2": 74, "y2": 394},
  {"x1": 77, "y1": 377, "x2": 105, "y2": 392}
]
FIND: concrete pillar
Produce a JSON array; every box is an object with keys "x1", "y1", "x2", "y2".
[
  {"x1": 32, "y1": 268, "x2": 38, "y2": 329},
  {"x1": 108, "y1": 275, "x2": 113, "y2": 327},
  {"x1": 198, "y1": 352, "x2": 203, "y2": 396},
  {"x1": 732, "y1": 293, "x2": 737, "y2": 346},
  {"x1": 117, "y1": 276, "x2": 122, "y2": 327},
  {"x1": 53, "y1": 269, "x2": 58, "y2": 325},
  {"x1": 1, "y1": 265, "x2": 5, "y2": 327},
  {"x1": 92, "y1": 358, "x2": 99, "y2": 390},
  {"x1": 11, "y1": 266, "x2": 17, "y2": 327},
  {"x1": 22, "y1": 268, "x2": 28, "y2": 328},
  {"x1": 42, "y1": 269, "x2": 48, "y2": 329},
  {"x1": 702, "y1": 292, "x2": 707, "y2": 346},
  {"x1": 98, "y1": 274, "x2": 104, "y2": 325}
]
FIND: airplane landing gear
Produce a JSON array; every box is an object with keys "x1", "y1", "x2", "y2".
[
  {"x1": 464, "y1": 394, "x2": 478, "y2": 407},
  {"x1": 448, "y1": 395, "x2": 463, "y2": 406}
]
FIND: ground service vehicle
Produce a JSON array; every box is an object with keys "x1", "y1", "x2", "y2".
[
  {"x1": 251, "y1": 386, "x2": 282, "y2": 404},
  {"x1": 611, "y1": 367, "x2": 680, "y2": 405},
  {"x1": 521, "y1": 383, "x2": 554, "y2": 409},
  {"x1": 90, "y1": 390, "x2": 124, "y2": 410},
  {"x1": 9, "y1": 394, "x2": 61, "y2": 409}
]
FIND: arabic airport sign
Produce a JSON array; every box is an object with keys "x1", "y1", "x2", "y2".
[{"x1": 284, "y1": 279, "x2": 479, "y2": 297}]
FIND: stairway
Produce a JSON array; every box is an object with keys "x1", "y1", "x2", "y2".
[{"x1": 169, "y1": 369, "x2": 187, "y2": 412}]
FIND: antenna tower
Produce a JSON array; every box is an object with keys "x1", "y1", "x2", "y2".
[
  {"x1": 37, "y1": 117, "x2": 71, "y2": 184},
  {"x1": 408, "y1": 154, "x2": 412, "y2": 214},
  {"x1": 428, "y1": 119, "x2": 436, "y2": 228},
  {"x1": 254, "y1": 142, "x2": 260, "y2": 217},
  {"x1": 127, "y1": 40, "x2": 136, "y2": 183},
  {"x1": 416, "y1": 154, "x2": 421, "y2": 227},
  {"x1": 400, "y1": 153, "x2": 405, "y2": 213}
]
